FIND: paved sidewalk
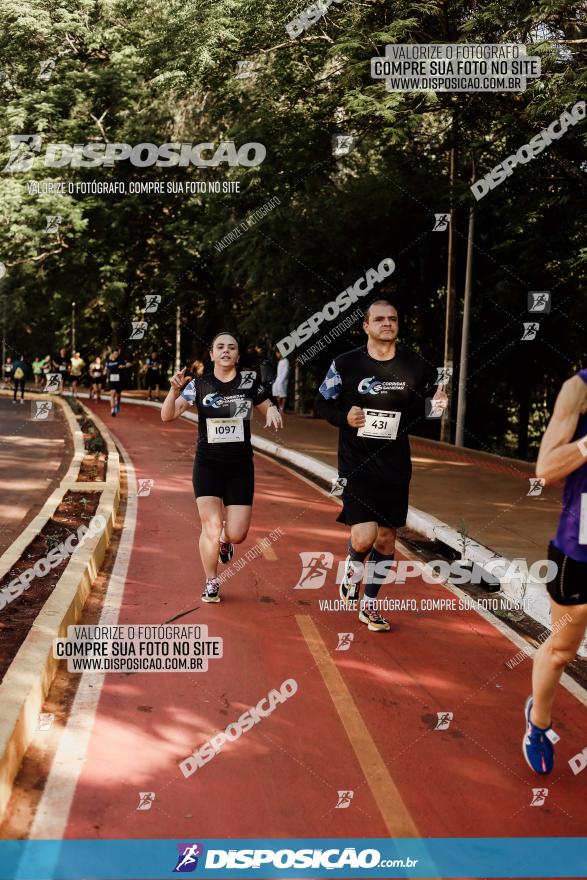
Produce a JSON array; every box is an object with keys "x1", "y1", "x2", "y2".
[{"x1": 0, "y1": 396, "x2": 73, "y2": 555}]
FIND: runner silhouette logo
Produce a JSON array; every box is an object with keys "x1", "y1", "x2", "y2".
[
  {"x1": 174, "y1": 843, "x2": 204, "y2": 872},
  {"x1": 294, "y1": 552, "x2": 334, "y2": 588},
  {"x1": 530, "y1": 788, "x2": 548, "y2": 806}
]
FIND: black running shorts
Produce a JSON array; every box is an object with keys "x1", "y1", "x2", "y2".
[
  {"x1": 336, "y1": 474, "x2": 410, "y2": 528},
  {"x1": 193, "y1": 457, "x2": 254, "y2": 506},
  {"x1": 546, "y1": 542, "x2": 587, "y2": 606}
]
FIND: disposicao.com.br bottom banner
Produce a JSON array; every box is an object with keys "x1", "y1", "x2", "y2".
[{"x1": 0, "y1": 838, "x2": 586, "y2": 879}]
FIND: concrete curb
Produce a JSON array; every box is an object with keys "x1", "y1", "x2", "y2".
[{"x1": 0, "y1": 401, "x2": 121, "y2": 821}]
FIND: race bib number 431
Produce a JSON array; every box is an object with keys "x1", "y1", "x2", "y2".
[
  {"x1": 357, "y1": 409, "x2": 401, "y2": 440},
  {"x1": 206, "y1": 418, "x2": 245, "y2": 444}
]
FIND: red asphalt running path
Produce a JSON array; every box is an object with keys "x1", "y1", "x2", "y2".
[{"x1": 55, "y1": 399, "x2": 587, "y2": 840}]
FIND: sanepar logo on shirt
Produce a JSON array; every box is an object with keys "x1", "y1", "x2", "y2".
[
  {"x1": 202, "y1": 392, "x2": 225, "y2": 408},
  {"x1": 358, "y1": 377, "x2": 406, "y2": 394}
]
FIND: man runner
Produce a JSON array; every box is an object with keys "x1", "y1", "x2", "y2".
[
  {"x1": 161, "y1": 332, "x2": 282, "y2": 603},
  {"x1": 11, "y1": 354, "x2": 27, "y2": 403},
  {"x1": 144, "y1": 350, "x2": 162, "y2": 401},
  {"x1": 316, "y1": 299, "x2": 447, "y2": 632},
  {"x1": 54, "y1": 348, "x2": 69, "y2": 394},
  {"x1": 70, "y1": 351, "x2": 85, "y2": 399},
  {"x1": 523, "y1": 367, "x2": 587, "y2": 774},
  {"x1": 105, "y1": 349, "x2": 132, "y2": 416}
]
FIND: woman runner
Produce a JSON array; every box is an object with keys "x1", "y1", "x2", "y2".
[
  {"x1": 161, "y1": 332, "x2": 283, "y2": 603},
  {"x1": 89, "y1": 356, "x2": 105, "y2": 401}
]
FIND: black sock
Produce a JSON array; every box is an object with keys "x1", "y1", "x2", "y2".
[{"x1": 363, "y1": 547, "x2": 395, "y2": 603}]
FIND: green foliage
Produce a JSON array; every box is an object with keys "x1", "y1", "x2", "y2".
[{"x1": 0, "y1": 0, "x2": 585, "y2": 458}]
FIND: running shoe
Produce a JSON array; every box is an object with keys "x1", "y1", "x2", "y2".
[
  {"x1": 339, "y1": 556, "x2": 362, "y2": 607},
  {"x1": 201, "y1": 578, "x2": 221, "y2": 603},
  {"x1": 358, "y1": 605, "x2": 391, "y2": 632},
  {"x1": 523, "y1": 696, "x2": 558, "y2": 774},
  {"x1": 111, "y1": 406, "x2": 116, "y2": 417},
  {"x1": 115, "y1": 403, "x2": 121, "y2": 414},
  {"x1": 218, "y1": 541, "x2": 234, "y2": 564}
]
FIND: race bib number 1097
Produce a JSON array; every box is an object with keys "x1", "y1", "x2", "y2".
[{"x1": 206, "y1": 418, "x2": 245, "y2": 444}]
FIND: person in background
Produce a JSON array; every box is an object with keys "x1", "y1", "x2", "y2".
[
  {"x1": 32, "y1": 356, "x2": 43, "y2": 388},
  {"x1": 11, "y1": 354, "x2": 27, "y2": 403},
  {"x1": 145, "y1": 350, "x2": 161, "y2": 401},
  {"x1": 191, "y1": 359, "x2": 205, "y2": 378},
  {"x1": 255, "y1": 345, "x2": 276, "y2": 396},
  {"x1": 89, "y1": 356, "x2": 105, "y2": 401},
  {"x1": 70, "y1": 351, "x2": 85, "y2": 398},
  {"x1": 54, "y1": 348, "x2": 69, "y2": 394},
  {"x1": 2, "y1": 356, "x2": 13, "y2": 389},
  {"x1": 41, "y1": 355, "x2": 53, "y2": 391},
  {"x1": 105, "y1": 349, "x2": 133, "y2": 417},
  {"x1": 272, "y1": 351, "x2": 290, "y2": 414}
]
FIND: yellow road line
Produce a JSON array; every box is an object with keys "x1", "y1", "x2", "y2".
[{"x1": 296, "y1": 615, "x2": 420, "y2": 838}]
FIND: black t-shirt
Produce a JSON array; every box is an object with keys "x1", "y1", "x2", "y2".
[
  {"x1": 316, "y1": 345, "x2": 437, "y2": 484},
  {"x1": 56, "y1": 356, "x2": 69, "y2": 374},
  {"x1": 181, "y1": 370, "x2": 268, "y2": 462},
  {"x1": 105, "y1": 358, "x2": 128, "y2": 386},
  {"x1": 145, "y1": 357, "x2": 160, "y2": 374}
]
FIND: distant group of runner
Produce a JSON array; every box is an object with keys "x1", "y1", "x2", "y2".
[
  {"x1": 1, "y1": 345, "x2": 290, "y2": 420},
  {"x1": 1, "y1": 349, "x2": 165, "y2": 415}
]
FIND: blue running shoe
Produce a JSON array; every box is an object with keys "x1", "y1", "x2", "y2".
[{"x1": 523, "y1": 696, "x2": 559, "y2": 774}]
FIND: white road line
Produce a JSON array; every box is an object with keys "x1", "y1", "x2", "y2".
[{"x1": 28, "y1": 437, "x2": 137, "y2": 840}]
